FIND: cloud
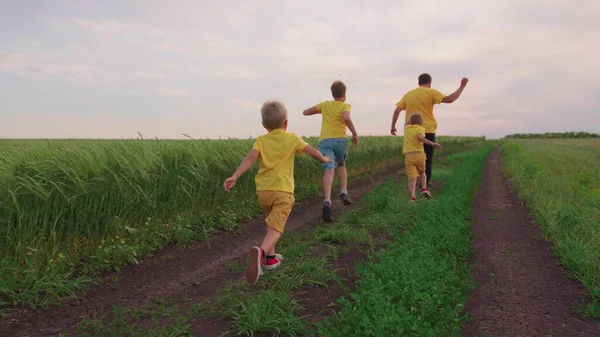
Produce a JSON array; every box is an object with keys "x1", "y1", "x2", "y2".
[
  {"x1": 135, "y1": 71, "x2": 165, "y2": 79},
  {"x1": 156, "y1": 87, "x2": 189, "y2": 97},
  {"x1": 231, "y1": 98, "x2": 261, "y2": 109},
  {"x1": 192, "y1": 66, "x2": 264, "y2": 80},
  {"x1": 0, "y1": 50, "x2": 104, "y2": 83},
  {"x1": 1, "y1": 1, "x2": 599, "y2": 139},
  {"x1": 46, "y1": 16, "x2": 221, "y2": 58},
  {"x1": 216, "y1": 67, "x2": 264, "y2": 79},
  {"x1": 48, "y1": 17, "x2": 167, "y2": 39}
]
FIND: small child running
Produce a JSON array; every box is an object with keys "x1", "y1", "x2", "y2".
[
  {"x1": 302, "y1": 81, "x2": 359, "y2": 222},
  {"x1": 403, "y1": 113, "x2": 441, "y2": 202},
  {"x1": 223, "y1": 100, "x2": 330, "y2": 284}
]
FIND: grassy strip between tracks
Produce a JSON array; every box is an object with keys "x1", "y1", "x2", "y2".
[
  {"x1": 316, "y1": 142, "x2": 493, "y2": 336},
  {"x1": 73, "y1": 141, "x2": 493, "y2": 337}
]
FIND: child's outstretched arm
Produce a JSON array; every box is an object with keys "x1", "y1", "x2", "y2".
[
  {"x1": 223, "y1": 149, "x2": 259, "y2": 192},
  {"x1": 417, "y1": 134, "x2": 441, "y2": 149},
  {"x1": 303, "y1": 145, "x2": 331, "y2": 164},
  {"x1": 342, "y1": 111, "x2": 359, "y2": 148},
  {"x1": 303, "y1": 106, "x2": 321, "y2": 116}
]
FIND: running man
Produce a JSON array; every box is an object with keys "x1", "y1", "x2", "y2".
[{"x1": 391, "y1": 73, "x2": 468, "y2": 188}]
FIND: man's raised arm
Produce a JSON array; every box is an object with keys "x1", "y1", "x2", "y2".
[{"x1": 442, "y1": 77, "x2": 469, "y2": 104}]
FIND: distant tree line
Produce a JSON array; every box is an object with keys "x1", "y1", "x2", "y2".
[{"x1": 504, "y1": 131, "x2": 599, "y2": 139}]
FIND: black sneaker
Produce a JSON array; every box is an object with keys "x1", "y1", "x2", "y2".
[
  {"x1": 340, "y1": 193, "x2": 353, "y2": 206},
  {"x1": 322, "y1": 201, "x2": 332, "y2": 222}
]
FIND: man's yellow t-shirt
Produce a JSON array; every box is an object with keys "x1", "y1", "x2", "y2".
[
  {"x1": 403, "y1": 125, "x2": 426, "y2": 154},
  {"x1": 396, "y1": 87, "x2": 445, "y2": 133},
  {"x1": 252, "y1": 129, "x2": 308, "y2": 193},
  {"x1": 316, "y1": 101, "x2": 351, "y2": 140}
]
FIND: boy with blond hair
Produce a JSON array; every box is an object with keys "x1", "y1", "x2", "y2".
[
  {"x1": 303, "y1": 81, "x2": 359, "y2": 222},
  {"x1": 224, "y1": 100, "x2": 330, "y2": 284},
  {"x1": 403, "y1": 113, "x2": 441, "y2": 202}
]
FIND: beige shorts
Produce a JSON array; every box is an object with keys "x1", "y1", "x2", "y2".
[
  {"x1": 256, "y1": 191, "x2": 295, "y2": 233},
  {"x1": 404, "y1": 153, "x2": 426, "y2": 180}
]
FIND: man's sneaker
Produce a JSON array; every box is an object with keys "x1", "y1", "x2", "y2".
[
  {"x1": 322, "y1": 201, "x2": 332, "y2": 222},
  {"x1": 245, "y1": 246, "x2": 263, "y2": 284},
  {"x1": 340, "y1": 193, "x2": 353, "y2": 206},
  {"x1": 421, "y1": 188, "x2": 432, "y2": 199},
  {"x1": 264, "y1": 255, "x2": 281, "y2": 270}
]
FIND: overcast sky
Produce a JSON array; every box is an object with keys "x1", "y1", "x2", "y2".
[{"x1": 1, "y1": 0, "x2": 599, "y2": 139}]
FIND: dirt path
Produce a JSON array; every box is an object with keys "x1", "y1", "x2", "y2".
[
  {"x1": 1, "y1": 165, "x2": 404, "y2": 337},
  {"x1": 463, "y1": 149, "x2": 600, "y2": 337}
]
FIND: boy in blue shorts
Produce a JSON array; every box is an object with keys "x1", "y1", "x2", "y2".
[{"x1": 303, "y1": 81, "x2": 359, "y2": 222}]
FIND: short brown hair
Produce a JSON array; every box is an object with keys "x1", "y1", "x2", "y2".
[
  {"x1": 261, "y1": 100, "x2": 287, "y2": 130},
  {"x1": 418, "y1": 73, "x2": 432, "y2": 85},
  {"x1": 330, "y1": 81, "x2": 346, "y2": 98},
  {"x1": 409, "y1": 113, "x2": 423, "y2": 125}
]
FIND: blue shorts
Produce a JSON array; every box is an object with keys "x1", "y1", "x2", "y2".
[{"x1": 318, "y1": 138, "x2": 349, "y2": 170}]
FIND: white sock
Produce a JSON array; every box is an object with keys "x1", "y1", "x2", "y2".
[{"x1": 340, "y1": 189, "x2": 348, "y2": 195}]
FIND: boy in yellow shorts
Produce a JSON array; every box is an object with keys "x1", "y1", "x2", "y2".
[
  {"x1": 403, "y1": 113, "x2": 441, "y2": 202},
  {"x1": 223, "y1": 100, "x2": 330, "y2": 284}
]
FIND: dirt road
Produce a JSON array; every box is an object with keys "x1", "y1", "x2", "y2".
[{"x1": 463, "y1": 150, "x2": 600, "y2": 336}]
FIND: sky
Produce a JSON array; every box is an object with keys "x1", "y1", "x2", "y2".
[{"x1": 1, "y1": 0, "x2": 599, "y2": 140}]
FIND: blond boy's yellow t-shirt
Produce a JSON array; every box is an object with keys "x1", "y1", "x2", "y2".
[
  {"x1": 316, "y1": 101, "x2": 351, "y2": 140},
  {"x1": 403, "y1": 125, "x2": 426, "y2": 154},
  {"x1": 252, "y1": 129, "x2": 308, "y2": 193},
  {"x1": 396, "y1": 87, "x2": 445, "y2": 133}
]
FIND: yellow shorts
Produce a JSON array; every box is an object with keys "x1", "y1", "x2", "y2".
[
  {"x1": 404, "y1": 153, "x2": 426, "y2": 180},
  {"x1": 256, "y1": 191, "x2": 295, "y2": 234}
]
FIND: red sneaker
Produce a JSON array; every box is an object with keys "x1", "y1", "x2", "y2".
[
  {"x1": 410, "y1": 197, "x2": 417, "y2": 203},
  {"x1": 263, "y1": 254, "x2": 282, "y2": 270},
  {"x1": 245, "y1": 246, "x2": 263, "y2": 284},
  {"x1": 420, "y1": 188, "x2": 432, "y2": 199}
]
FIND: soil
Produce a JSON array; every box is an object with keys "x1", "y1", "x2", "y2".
[
  {"x1": 463, "y1": 149, "x2": 600, "y2": 336},
  {"x1": 297, "y1": 245, "x2": 368, "y2": 322},
  {"x1": 0, "y1": 165, "x2": 404, "y2": 337}
]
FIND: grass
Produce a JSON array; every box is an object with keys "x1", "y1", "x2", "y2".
[
  {"x1": 0, "y1": 136, "x2": 483, "y2": 308},
  {"x1": 194, "y1": 231, "x2": 343, "y2": 337},
  {"x1": 316, "y1": 142, "x2": 493, "y2": 336},
  {"x1": 76, "y1": 296, "x2": 195, "y2": 337},
  {"x1": 144, "y1": 141, "x2": 489, "y2": 336},
  {"x1": 501, "y1": 139, "x2": 600, "y2": 316},
  {"x1": 68, "y1": 140, "x2": 492, "y2": 336}
]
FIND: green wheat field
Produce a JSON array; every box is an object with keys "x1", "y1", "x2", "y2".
[{"x1": 1, "y1": 135, "x2": 599, "y2": 336}]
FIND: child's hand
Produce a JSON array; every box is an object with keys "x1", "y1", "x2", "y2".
[
  {"x1": 322, "y1": 155, "x2": 332, "y2": 164},
  {"x1": 223, "y1": 177, "x2": 237, "y2": 192},
  {"x1": 390, "y1": 127, "x2": 397, "y2": 136},
  {"x1": 352, "y1": 135, "x2": 360, "y2": 148},
  {"x1": 433, "y1": 142, "x2": 442, "y2": 149}
]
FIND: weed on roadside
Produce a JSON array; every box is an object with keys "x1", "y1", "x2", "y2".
[{"x1": 77, "y1": 297, "x2": 194, "y2": 337}]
